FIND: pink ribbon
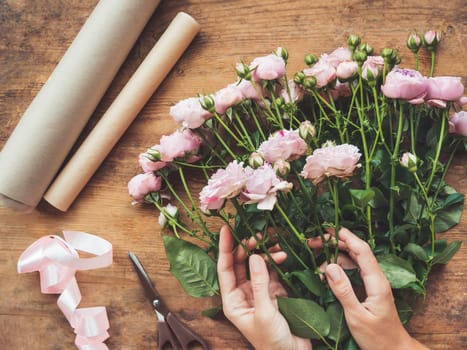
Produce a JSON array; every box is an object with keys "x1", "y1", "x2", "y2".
[{"x1": 17, "y1": 231, "x2": 113, "y2": 350}]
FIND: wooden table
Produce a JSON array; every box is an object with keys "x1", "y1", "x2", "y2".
[{"x1": 0, "y1": 1, "x2": 465, "y2": 349}]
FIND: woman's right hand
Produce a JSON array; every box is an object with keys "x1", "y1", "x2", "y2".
[{"x1": 316, "y1": 227, "x2": 429, "y2": 350}]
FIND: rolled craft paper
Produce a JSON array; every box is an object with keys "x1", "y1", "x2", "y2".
[
  {"x1": 43, "y1": 12, "x2": 201, "y2": 211},
  {"x1": 0, "y1": 0, "x2": 161, "y2": 212}
]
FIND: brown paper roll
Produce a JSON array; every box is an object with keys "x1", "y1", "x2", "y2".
[
  {"x1": 0, "y1": 0, "x2": 161, "y2": 212},
  {"x1": 43, "y1": 12, "x2": 201, "y2": 212}
]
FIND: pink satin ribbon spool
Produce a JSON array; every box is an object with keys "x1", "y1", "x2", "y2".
[{"x1": 17, "y1": 231, "x2": 113, "y2": 350}]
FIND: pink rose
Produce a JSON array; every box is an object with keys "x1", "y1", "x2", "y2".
[
  {"x1": 170, "y1": 97, "x2": 213, "y2": 129},
  {"x1": 158, "y1": 129, "x2": 202, "y2": 162},
  {"x1": 381, "y1": 68, "x2": 428, "y2": 104},
  {"x1": 241, "y1": 164, "x2": 292, "y2": 210},
  {"x1": 301, "y1": 143, "x2": 361, "y2": 184},
  {"x1": 336, "y1": 61, "x2": 358, "y2": 81},
  {"x1": 303, "y1": 60, "x2": 336, "y2": 88},
  {"x1": 214, "y1": 84, "x2": 244, "y2": 114},
  {"x1": 321, "y1": 47, "x2": 352, "y2": 68},
  {"x1": 128, "y1": 173, "x2": 162, "y2": 203},
  {"x1": 199, "y1": 161, "x2": 248, "y2": 212},
  {"x1": 257, "y1": 129, "x2": 308, "y2": 163},
  {"x1": 236, "y1": 79, "x2": 266, "y2": 101},
  {"x1": 138, "y1": 154, "x2": 166, "y2": 173},
  {"x1": 425, "y1": 76, "x2": 465, "y2": 108},
  {"x1": 448, "y1": 111, "x2": 467, "y2": 137},
  {"x1": 250, "y1": 53, "x2": 286, "y2": 81}
]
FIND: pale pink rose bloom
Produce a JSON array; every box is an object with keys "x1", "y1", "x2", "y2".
[
  {"x1": 303, "y1": 60, "x2": 336, "y2": 88},
  {"x1": 321, "y1": 47, "x2": 352, "y2": 68},
  {"x1": 157, "y1": 128, "x2": 203, "y2": 162},
  {"x1": 170, "y1": 97, "x2": 213, "y2": 129},
  {"x1": 258, "y1": 129, "x2": 308, "y2": 163},
  {"x1": 336, "y1": 61, "x2": 358, "y2": 80},
  {"x1": 361, "y1": 56, "x2": 384, "y2": 81},
  {"x1": 250, "y1": 54, "x2": 286, "y2": 81},
  {"x1": 448, "y1": 111, "x2": 467, "y2": 137},
  {"x1": 199, "y1": 161, "x2": 248, "y2": 212},
  {"x1": 381, "y1": 68, "x2": 428, "y2": 104},
  {"x1": 236, "y1": 79, "x2": 265, "y2": 101},
  {"x1": 128, "y1": 173, "x2": 162, "y2": 203},
  {"x1": 241, "y1": 164, "x2": 293, "y2": 210},
  {"x1": 425, "y1": 76, "x2": 465, "y2": 108},
  {"x1": 280, "y1": 80, "x2": 306, "y2": 103},
  {"x1": 138, "y1": 154, "x2": 166, "y2": 173},
  {"x1": 214, "y1": 84, "x2": 244, "y2": 114},
  {"x1": 301, "y1": 143, "x2": 361, "y2": 184}
]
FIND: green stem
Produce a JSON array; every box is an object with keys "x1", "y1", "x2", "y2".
[
  {"x1": 426, "y1": 113, "x2": 447, "y2": 192},
  {"x1": 429, "y1": 51, "x2": 436, "y2": 77},
  {"x1": 414, "y1": 53, "x2": 419, "y2": 71},
  {"x1": 328, "y1": 179, "x2": 341, "y2": 263},
  {"x1": 212, "y1": 128, "x2": 237, "y2": 159},
  {"x1": 213, "y1": 112, "x2": 249, "y2": 149},
  {"x1": 243, "y1": 103, "x2": 267, "y2": 141},
  {"x1": 388, "y1": 105, "x2": 405, "y2": 252},
  {"x1": 276, "y1": 202, "x2": 318, "y2": 270},
  {"x1": 355, "y1": 77, "x2": 374, "y2": 248},
  {"x1": 233, "y1": 110, "x2": 256, "y2": 150}
]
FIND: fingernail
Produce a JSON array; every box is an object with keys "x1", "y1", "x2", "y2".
[
  {"x1": 249, "y1": 254, "x2": 262, "y2": 273},
  {"x1": 326, "y1": 264, "x2": 341, "y2": 282}
]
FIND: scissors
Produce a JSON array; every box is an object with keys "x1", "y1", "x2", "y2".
[{"x1": 128, "y1": 252, "x2": 210, "y2": 350}]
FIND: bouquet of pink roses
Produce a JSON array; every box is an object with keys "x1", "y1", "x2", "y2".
[{"x1": 128, "y1": 31, "x2": 466, "y2": 349}]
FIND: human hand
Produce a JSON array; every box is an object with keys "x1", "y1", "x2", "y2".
[
  {"x1": 316, "y1": 227, "x2": 429, "y2": 350},
  {"x1": 217, "y1": 225, "x2": 312, "y2": 350}
]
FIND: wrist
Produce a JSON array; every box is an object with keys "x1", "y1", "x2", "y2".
[{"x1": 395, "y1": 335, "x2": 429, "y2": 350}]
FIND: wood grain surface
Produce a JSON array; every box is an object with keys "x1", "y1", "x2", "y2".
[{"x1": 0, "y1": 0, "x2": 465, "y2": 349}]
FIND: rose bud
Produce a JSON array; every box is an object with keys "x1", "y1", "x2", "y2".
[
  {"x1": 407, "y1": 33, "x2": 422, "y2": 53},
  {"x1": 273, "y1": 159, "x2": 291, "y2": 178},
  {"x1": 400, "y1": 152, "x2": 417, "y2": 172},
  {"x1": 249, "y1": 152, "x2": 265, "y2": 169}
]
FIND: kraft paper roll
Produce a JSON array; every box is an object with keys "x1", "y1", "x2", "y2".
[
  {"x1": 0, "y1": 0, "x2": 161, "y2": 212},
  {"x1": 43, "y1": 12, "x2": 201, "y2": 212}
]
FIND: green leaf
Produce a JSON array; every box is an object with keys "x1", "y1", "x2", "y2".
[
  {"x1": 378, "y1": 254, "x2": 419, "y2": 289},
  {"x1": 290, "y1": 270, "x2": 325, "y2": 297},
  {"x1": 326, "y1": 302, "x2": 350, "y2": 343},
  {"x1": 403, "y1": 243, "x2": 429, "y2": 262},
  {"x1": 350, "y1": 188, "x2": 375, "y2": 208},
  {"x1": 434, "y1": 192, "x2": 464, "y2": 232},
  {"x1": 278, "y1": 297, "x2": 330, "y2": 339},
  {"x1": 432, "y1": 241, "x2": 462, "y2": 265},
  {"x1": 163, "y1": 235, "x2": 219, "y2": 297}
]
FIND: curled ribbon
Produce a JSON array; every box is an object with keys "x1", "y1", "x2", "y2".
[{"x1": 17, "y1": 231, "x2": 113, "y2": 350}]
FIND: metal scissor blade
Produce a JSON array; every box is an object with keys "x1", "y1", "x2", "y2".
[{"x1": 128, "y1": 251, "x2": 169, "y2": 316}]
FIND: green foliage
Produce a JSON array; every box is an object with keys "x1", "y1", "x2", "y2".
[
  {"x1": 162, "y1": 235, "x2": 219, "y2": 297},
  {"x1": 278, "y1": 297, "x2": 331, "y2": 339}
]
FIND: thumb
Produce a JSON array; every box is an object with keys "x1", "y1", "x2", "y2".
[
  {"x1": 325, "y1": 263, "x2": 362, "y2": 313},
  {"x1": 249, "y1": 254, "x2": 275, "y2": 315}
]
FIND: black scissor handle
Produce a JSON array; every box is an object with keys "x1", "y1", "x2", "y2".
[{"x1": 165, "y1": 312, "x2": 209, "y2": 350}]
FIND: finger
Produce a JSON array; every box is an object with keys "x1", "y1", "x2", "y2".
[
  {"x1": 307, "y1": 234, "x2": 346, "y2": 250},
  {"x1": 319, "y1": 253, "x2": 358, "y2": 273},
  {"x1": 249, "y1": 254, "x2": 276, "y2": 316},
  {"x1": 233, "y1": 235, "x2": 260, "y2": 285},
  {"x1": 335, "y1": 227, "x2": 390, "y2": 298},
  {"x1": 325, "y1": 263, "x2": 366, "y2": 315},
  {"x1": 217, "y1": 226, "x2": 237, "y2": 296}
]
